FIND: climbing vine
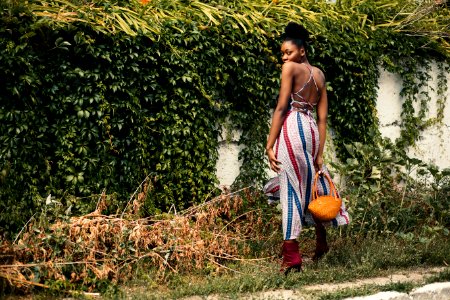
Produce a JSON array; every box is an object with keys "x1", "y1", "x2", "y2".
[
  {"x1": 381, "y1": 52, "x2": 448, "y2": 149},
  {"x1": 436, "y1": 63, "x2": 449, "y2": 125},
  {"x1": 0, "y1": 0, "x2": 449, "y2": 234}
]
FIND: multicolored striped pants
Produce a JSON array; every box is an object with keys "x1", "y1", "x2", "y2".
[{"x1": 264, "y1": 110, "x2": 350, "y2": 240}]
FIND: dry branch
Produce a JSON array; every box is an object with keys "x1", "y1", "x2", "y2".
[{"x1": 0, "y1": 186, "x2": 280, "y2": 293}]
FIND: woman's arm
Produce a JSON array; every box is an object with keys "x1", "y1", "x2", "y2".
[
  {"x1": 265, "y1": 62, "x2": 295, "y2": 173},
  {"x1": 315, "y1": 72, "x2": 328, "y2": 172}
]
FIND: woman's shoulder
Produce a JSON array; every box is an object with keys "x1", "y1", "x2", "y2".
[
  {"x1": 311, "y1": 65, "x2": 325, "y2": 86},
  {"x1": 281, "y1": 61, "x2": 303, "y2": 77},
  {"x1": 311, "y1": 65, "x2": 325, "y2": 80},
  {"x1": 282, "y1": 61, "x2": 301, "y2": 70},
  {"x1": 282, "y1": 62, "x2": 311, "y2": 75}
]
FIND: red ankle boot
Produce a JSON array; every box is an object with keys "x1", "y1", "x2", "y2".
[
  {"x1": 313, "y1": 224, "x2": 329, "y2": 261},
  {"x1": 281, "y1": 240, "x2": 302, "y2": 275}
]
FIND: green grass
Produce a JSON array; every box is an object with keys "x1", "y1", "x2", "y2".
[
  {"x1": 426, "y1": 268, "x2": 450, "y2": 283},
  {"x1": 3, "y1": 232, "x2": 448, "y2": 299},
  {"x1": 114, "y1": 233, "x2": 450, "y2": 299},
  {"x1": 317, "y1": 282, "x2": 416, "y2": 300}
]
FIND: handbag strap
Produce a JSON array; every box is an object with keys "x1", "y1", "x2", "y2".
[{"x1": 312, "y1": 171, "x2": 338, "y2": 200}]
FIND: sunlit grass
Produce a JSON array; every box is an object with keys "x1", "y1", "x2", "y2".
[
  {"x1": 118, "y1": 233, "x2": 450, "y2": 299},
  {"x1": 3, "y1": 0, "x2": 448, "y2": 54}
]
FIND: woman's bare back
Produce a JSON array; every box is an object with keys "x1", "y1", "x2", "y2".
[{"x1": 290, "y1": 63, "x2": 325, "y2": 106}]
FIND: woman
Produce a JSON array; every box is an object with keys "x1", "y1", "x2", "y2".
[{"x1": 264, "y1": 22, "x2": 350, "y2": 273}]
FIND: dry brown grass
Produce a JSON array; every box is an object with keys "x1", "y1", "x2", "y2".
[{"x1": 0, "y1": 184, "x2": 280, "y2": 293}]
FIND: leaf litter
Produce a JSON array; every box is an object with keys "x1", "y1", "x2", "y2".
[{"x1": 0, "y1": 182, "x2": 280, "y2": 293}]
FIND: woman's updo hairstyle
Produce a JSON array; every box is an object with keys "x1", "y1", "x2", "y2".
[{"x1": 283, "y1": 22, "x2": 310, "y2": 49}]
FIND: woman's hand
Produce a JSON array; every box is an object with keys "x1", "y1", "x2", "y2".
[
  {"x1": 266, "y1": 148, "x2": 282, "y2": 173},
  {"x1": 314, "y1": 155, "x2": 324, "y2": 173}
]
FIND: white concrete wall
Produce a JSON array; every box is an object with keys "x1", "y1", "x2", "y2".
[
  {"x1": 216, "y1": 62, "x2": 450, "y2": 187},
  {"x1": 377, "y1": 63, "x2": 450, "y2": 169},
  {"x1": 215, "y1": 126, "x2": 244, "y2": 187}
]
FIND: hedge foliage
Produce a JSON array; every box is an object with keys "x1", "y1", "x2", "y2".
[{"x1": 1, "y1": 0, "x2": 449, "y2": 234}]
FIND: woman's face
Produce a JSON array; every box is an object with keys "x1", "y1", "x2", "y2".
[{"x1": 281, "y1": 41, "x2": 304, "y2": 63}]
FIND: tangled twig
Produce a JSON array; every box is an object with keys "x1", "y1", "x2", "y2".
[{"x1": 0, "y1": 184, "x2": 280, "y2": 293}]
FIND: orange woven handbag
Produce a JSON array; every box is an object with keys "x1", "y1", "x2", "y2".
[{"x1": 308, "y1": 171, "x2": 342, "y2": 221}]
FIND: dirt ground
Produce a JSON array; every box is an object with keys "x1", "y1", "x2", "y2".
[
  {"x1": 184, "y1": 266, "x2": 447, "y2": 300},
  {"x1": 2, "y1": 266, "x2": 447, "y2": 299}
]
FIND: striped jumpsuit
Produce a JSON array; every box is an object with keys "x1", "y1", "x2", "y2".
[{"x1": 264, "y1": 64, "x2": 350, "y2": 240}]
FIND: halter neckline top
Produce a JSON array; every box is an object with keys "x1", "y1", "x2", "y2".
[{"x1": 290, "y1": 63, "x2": 319, "y2": 112}]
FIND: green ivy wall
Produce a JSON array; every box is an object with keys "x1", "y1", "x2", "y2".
[{"x1": 0, "y1": 0, "x2": 448, "y2": 234}]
